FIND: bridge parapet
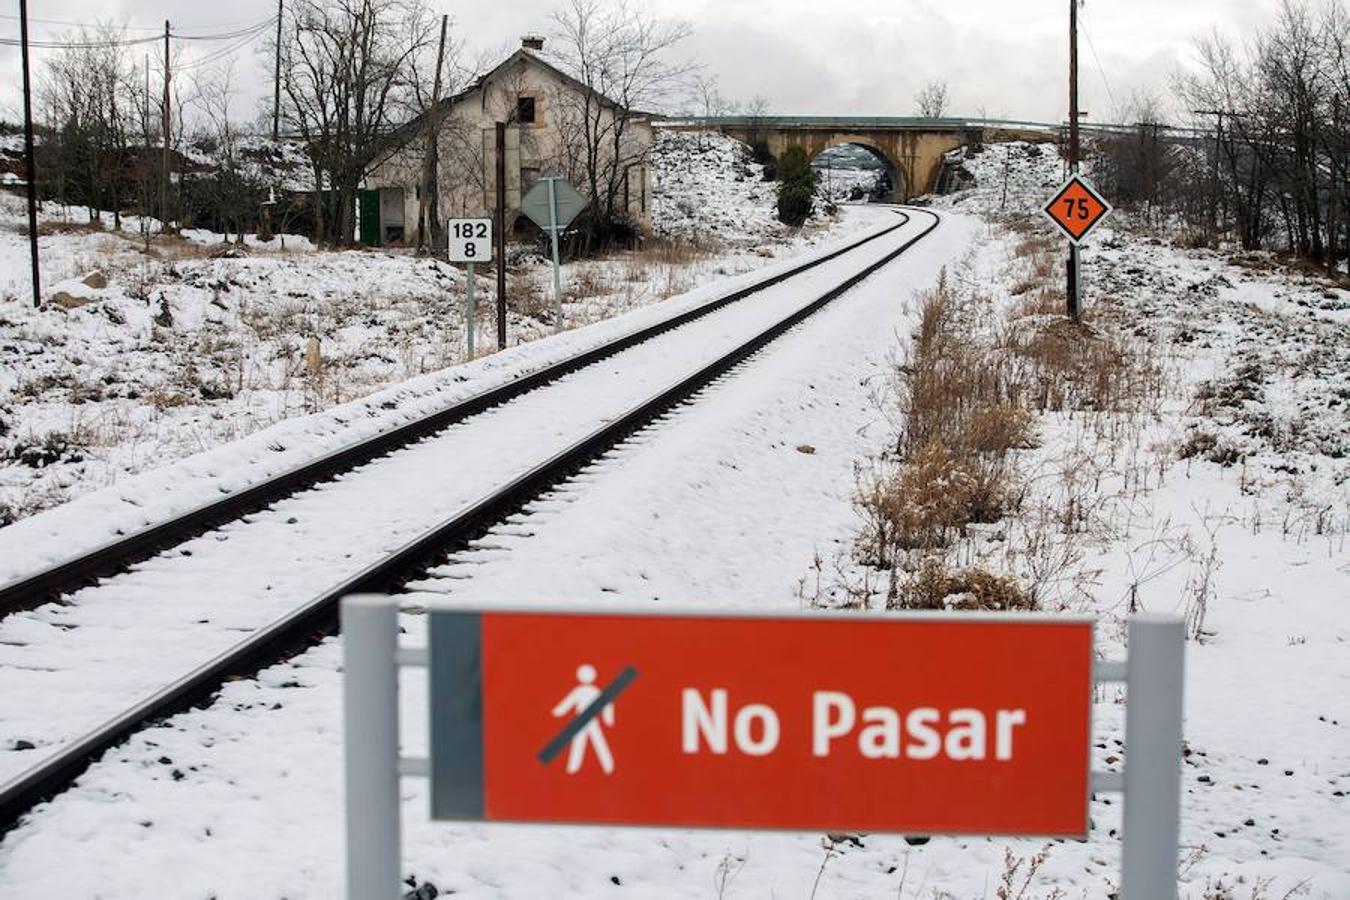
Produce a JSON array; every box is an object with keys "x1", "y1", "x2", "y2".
[
  {"x1": 657, "y1": 117, "x2": 1067, "y2": 198},
  {"x1": 656, "y1": 116, "x2": 1209, "y2": 198}
]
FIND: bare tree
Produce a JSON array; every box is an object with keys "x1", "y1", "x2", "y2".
[
  {"x1": 915, "y1": 80, "x2": 949, "y2": 118},
  {"x1": 1171, "y1": 0, "x2": 1347, "y2": 263},
  {"x1": 191, "y1": 62, "x2": 251, "y2": 242},
  {"x1": 1094, "y1": 90, "x2": 1180, "y2": 227},
  {"x1": 276, "y1": 0, "x2": 436, "y2": 245},
  {"x1": 689, "y1": 73, "x2": 735, "y2": 118},
  {"x1": 743, "y1": 94, "x2": 774, "y2": 173},
  {"x1": 38, "y1": 24, "x2": 138, "y2": 228},
  {"x1": 687, "y1": 74, "x2": 736, "y2": 150},
  {"x1": 548, "y1": 0, "x2": 694, "y2": 247}
]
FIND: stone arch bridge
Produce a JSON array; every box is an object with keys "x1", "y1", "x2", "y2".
[{"x1": 657, "y1": 117, "x2": 1060, "y2": 200}]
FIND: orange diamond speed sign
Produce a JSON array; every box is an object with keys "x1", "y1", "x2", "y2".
[{"x1": 1043, "y1": 174, "x2": 1111, "y2": 244}]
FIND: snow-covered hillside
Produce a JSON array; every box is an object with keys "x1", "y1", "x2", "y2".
[
  {"x1": 937, "y1": 140, "x2": 1067, "y2": 218},
  {"x1": 650, "y1": 130, "x2": 784, "y2": 242},
  {"x1": 876, "y1": 140, "x2": 1349, "y2": 897},
  {"x1": 0, "y1": 173, "x2": 861, "y2": 523}
]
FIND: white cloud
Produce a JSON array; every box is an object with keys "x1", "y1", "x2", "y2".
[{"x1": 0, "y1": 0, "x2": 1288, "y2": 127}]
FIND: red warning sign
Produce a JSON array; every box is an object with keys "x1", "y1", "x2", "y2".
[
  {"x1": 1043, "y1": 174, "x2": 1112, "y2": 243},
  {"x1": 428, "y1": 610, "x2": 1094, "y2": 837}
]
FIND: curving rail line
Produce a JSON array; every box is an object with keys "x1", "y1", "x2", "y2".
[{"x1": 0, "y1": 208, "x2": 941, "y2": 834}]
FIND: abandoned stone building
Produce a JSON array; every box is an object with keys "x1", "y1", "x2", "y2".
[{"x1": 361, "y1": 36, "x2": 656, "y2": 247}]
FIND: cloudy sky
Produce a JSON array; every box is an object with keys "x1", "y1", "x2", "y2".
[{"x1": 0, "y1": 0, "x2": 1286, "y2": 127}]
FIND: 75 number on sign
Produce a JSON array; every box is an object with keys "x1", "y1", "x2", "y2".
[{"x1": 1062, "y1": 198, "x2": 1093, "y2": 220}]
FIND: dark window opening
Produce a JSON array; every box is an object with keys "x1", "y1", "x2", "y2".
[{"x1": 517, "y1": 96, "x2": 536, "y2": 124}]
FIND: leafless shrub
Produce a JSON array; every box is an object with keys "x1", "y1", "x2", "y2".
[
  {"x1": 510, "y1": 273, "x2": 554, "y2": 322},
  {"x1": 1184, "y1": 514, "x2": 1225, "y2": 641},
  {"x1": 854, "y1": 272, "x2": 1037, "y2": 608},
  {"x1": 995, "y1": 844, "x2": 1064, "y2": 900},
  {"x1": 898, "y1": 557, "x2": 1035, "y2": 612}
]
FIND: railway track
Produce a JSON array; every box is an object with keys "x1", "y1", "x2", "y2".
[
  {"x1": 0, "y1": 212, "x2": 910, "y2": 620},
  {"x1": 0, "y1": 207, "x2": 941, "y2": 834}
]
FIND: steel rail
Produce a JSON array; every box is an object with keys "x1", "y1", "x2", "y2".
[
  {"x1": 0, "y1": 209, "x2": 941, "y2": 835},
  {"x1": 0, "y1": 213, "x2": 911, "y2": 619}
]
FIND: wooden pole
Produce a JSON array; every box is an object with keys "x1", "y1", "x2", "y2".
[
  {"x1": 495, "y1": 122, "x2": 508, "y2": 349},
  {"x1": 161, "y1": 20, "x2": 171, "y2": 233},
  {"x1": 272, "y1": 0, "x2": 284, "y2": 142},
  {"x1": 19, "y1": 0, "x2": 41, "y2": 307},
  {"x1": 144, "y1": 54, "x2": 152, "y2": 252},
  {"x1": 418, "y1": 14, "x2": 448, "y2": 253},
  {"x1": 1066, "y1": 0, "x2": 1081, "y2": 320}
]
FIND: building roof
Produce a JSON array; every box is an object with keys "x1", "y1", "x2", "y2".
[{"x1": 368, "y1": 48, "x2": 645, "y2": 170}]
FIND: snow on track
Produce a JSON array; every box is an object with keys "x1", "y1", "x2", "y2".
[
  {"x1": 0, "y1": 209, "x2": 923, "y2": 787},
  {"x1": 0, "y1": 208, "x2": 887, "y2": 584},
  {"x1": 0, "y1": 209, "x2": 976, "y2": 900}
]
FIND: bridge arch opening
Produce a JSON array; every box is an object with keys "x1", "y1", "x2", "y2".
[{"x1": 810, "y1": 142, "x2": 902, "y2": 204}]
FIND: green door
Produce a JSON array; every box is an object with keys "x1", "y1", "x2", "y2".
[{"x1": 359, "y1": 190, "x2": 381, "y2": 246}]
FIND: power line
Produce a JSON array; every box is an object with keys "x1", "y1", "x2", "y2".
[
  {"x1": 0, "y1": 12, "x2": 269, "y2": 33},
  {"x1": 1078, "y1": 6, "x2": 1118, "y2": 116},
  {"x1": 0, "y1": 13, "x2": 161, "y2": 32},
  {"x1": 175, "y1": 24, "x2": 276, "y2": 73},
  {"x1": 177, "y1": 19, "x2": 278, "y2": 41},
  {"x1": 0, "y1": 33, "x2": 161, "y2": 49},
  {"x1": 0, "y1": 17, "x2": 276, "y2": 49}
]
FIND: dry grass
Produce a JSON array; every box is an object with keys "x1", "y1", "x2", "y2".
[
  {"x1": 897, "y1": 279, "x2": 1033, "y2": 457},
  {"x1": 900, "y1": 558, "x2": 1035, "y2": 612},
  {"x1": 509, "y1": 273, "x2": 555, "y2": 321},
  {"x1": 852, "y1": 272, "x2": 1036, "y2": 610},
  {"x1": 847, "y1": 238, "x2": 1166, "y2": 612}
]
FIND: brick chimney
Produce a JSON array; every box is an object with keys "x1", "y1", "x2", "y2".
[{"x1": 521, "y1": 34, "x2": 545, "y2": 51}]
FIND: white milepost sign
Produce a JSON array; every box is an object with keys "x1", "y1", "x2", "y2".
[
  {"x1": 448, "y1": 218, "x2": 493, "y2": 358},
  {"x1": 448, "y1": 217, "x2": 493, "y2": 263}
]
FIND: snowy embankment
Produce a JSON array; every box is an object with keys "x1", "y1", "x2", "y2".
[
  {"x1": 0, "y1": 133, "x2": 845, "y2": 524},
  {"x1": 0, "y1": 208, "x2": 908, "y2": 795},
  {"x1": 650, "y1": 130, "x2": 786, "y2": 242},
  {"x1": 0, "y1": 207, "x2": 962, "y2": 900},
  {"x1": 902, "y1": 142, "x2": 1346, "y2": 896}
]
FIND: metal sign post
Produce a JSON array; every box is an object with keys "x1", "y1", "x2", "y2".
[
  {"x1": 341, "y1": 600, "x2": 1185, "y2": 900},
  {"x1": 342, "y1": 596, "x2": 399, "y2": 900},
  {"x1": 1120, "y1": 615, "x2": 1186, "y2": 900},
  {"x1": 546, "y1": 176, "x2": 563, "y2": 333},
  {"x1": 447, "y1": 217, "x2": 493, "y2": 360},
  {"x1": 465, "y1": 263, "x2": 477, "y2": 357},
  {"x1": 1043, "y1": 173, "x2": 1111, "y2": 322},
  {"x1": 520, "y1": 177, "x2": 589, "y2": 337}
]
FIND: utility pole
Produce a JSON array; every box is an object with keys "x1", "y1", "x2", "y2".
[
  {"x1": 161, "y1": 20, "x2": 172, "y2": 233},
  {"x1": 1328, "y1": 96, "x2": 1341, "y2": 278},
  {"x1": 143, "y1": 54, "x2": 152, "y2": 251},
  {"x1": 1066, "y1": 0, "x2": 1081, "y2": 320},
  {"x1": 19, "y1": 0, "x2": 41, "y2": 307},
  {"x1": 495, "y1": 122, "x2": 508, "y2": 349},
  {"x1": 272, "y1": 0, "x2": 284, "y2": 142},
  {"x1": 1192, "y1": 109, "x2": 1226, "y2": 240},
  {"x1": 418, "y1": 14, "x2": 448, "y2": 254}
]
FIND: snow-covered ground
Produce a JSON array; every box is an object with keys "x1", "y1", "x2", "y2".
[
  {"x1": 0, "y1": 137, "x2": 854, "y2": 524},
  {"x1": 649, "y1": 130, "x2": 786, "y2": 243},
  {"x1": 0, "y1": 138, "x2": 1344, "y2": 899},
  {"x1": 911, "y1": 142, "x2": 1347, "y2": 896},
  {"x1": 0, "y1": 207, "x2": 908, "y2": 791},
  {"x1": 0, "y1": 206, "x2": 961, "y2": 899}
]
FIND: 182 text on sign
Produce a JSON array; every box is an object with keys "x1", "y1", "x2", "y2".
[{"x1": 447, "y1": 217, "x2": 493, "y2": 263}]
